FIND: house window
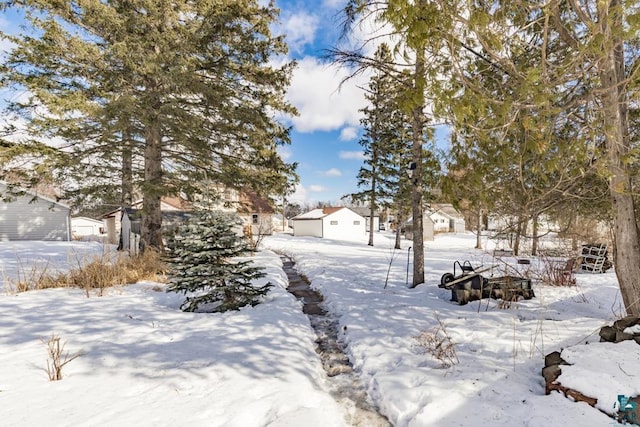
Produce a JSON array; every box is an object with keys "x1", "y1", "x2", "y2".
[
  {"x1": 330, "y1": 220, "x2": 338, "y2": 225},
  {"x1": 353, "y1": 221, "x2": 360, "y2": 225},
  {"x1": 252, "y1": 214, "x2": 259, "y2": 225}
]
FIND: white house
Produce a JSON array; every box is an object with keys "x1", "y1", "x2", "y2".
[
  {"x1": 0, "y1": 182, "x2": 71, "y2": 241},
  {"x1": 349, "y1": 207, "x2": 381, "y2": 232},
  {"x1": 292, "y1": 207, "x2": 366, "y2": 240},
  {"x1": 427, "y1": 204, "x2": 466, "y2": 233},
  {"x1": 71, "y1": 217, "x2": 105, "y2": 240}
]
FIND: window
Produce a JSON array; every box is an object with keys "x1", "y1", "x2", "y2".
[
  {"x1": 330, "y1": 220, "x2": 338, "y2": 225},
  {"x1": 353, "y1": 221, "x2": 360, "y2": 225},
  {"x1": 252, "y1": 214, "x2": 259, "y2": 225}
]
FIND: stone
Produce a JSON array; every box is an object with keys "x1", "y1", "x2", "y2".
[
  {"x1": 544, "y1": 351, "x2": 566, "y2": 367},
  {"x1": 542, "y1": 365, "x2": 562, "y2": 385},
  {"x1": 615, "y1": 330, "x2": 635, "y2": 343},
  {"x1": 613, "y1": 316, "x2": 640, "y2": 331},
  {"x1": 600, "y1": 325, "x2": 617, "y2": 342}
]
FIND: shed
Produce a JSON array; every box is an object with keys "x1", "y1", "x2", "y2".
[
  {"x1": 71, "y1": 217, "x2": 106, "y2": 241},
  {"x1": 348, "y1": 207, "x2": 381, "y2": 232},
  {"x1": 0, "y1": 182, "x2": 71, "y2": 241},
  {"x1": 427, "y1": 204, "x2": 466, "y2": 233},
  {"x1": 292, "y1": 207, "x2": 366, "y2": 240},
  {"x1": 101, "y1": 198, "x2": 190, "y2": 246}
]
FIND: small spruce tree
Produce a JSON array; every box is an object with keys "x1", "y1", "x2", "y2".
[{"x1": 166, "y1": 210, "x2": 271, "y2": 313}]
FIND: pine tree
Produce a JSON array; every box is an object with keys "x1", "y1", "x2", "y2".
[
  {"x1": 351, "y1": 44, "x2": 404, "y2": 246},
  {"x1": 165, "y1": 210, "x2": 271, "y2": 313},
  {"x1": 0, "y1": 0, "x2": 296, "y2": 250}
]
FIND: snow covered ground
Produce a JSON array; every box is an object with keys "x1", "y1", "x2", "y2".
[{"x1": 0, "y1": 234, "x2": 637, "y2": 426}]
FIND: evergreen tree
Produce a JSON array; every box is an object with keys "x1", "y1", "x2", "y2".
[
  {"x1": 351, "y1": 44, "x2": 404, "y2": 246},
  {"x1": 0, "y1": 0, "x2": 296, "y2": 250},
  {"x1": 166, "y1": 210, "x2": 271, "y2": 313}
]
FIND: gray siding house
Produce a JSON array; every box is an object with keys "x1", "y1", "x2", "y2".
[{"x1": 0, "y1": 183, "x2": 71, "y2": 241}]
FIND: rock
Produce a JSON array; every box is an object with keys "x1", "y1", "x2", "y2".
[
  {"x1": 599, "y1": 325, "x2": 617, "y2": 342},
  {"x1": 615, "y1": 330, "x2": 635, "y2": 343},
  {"x1": 544, "y1": 351, "x2": 566, "y2": 367},
  {"x1": 542, "y1": 365, "x2": 562, "y2": 385},
  {"x1": 613, "y1": 316, "x2": 640, "y2": 331}
]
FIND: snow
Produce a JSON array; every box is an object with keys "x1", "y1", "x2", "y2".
[{"x1": 0, "y1": 234, "x2": 636, "y2": 426}]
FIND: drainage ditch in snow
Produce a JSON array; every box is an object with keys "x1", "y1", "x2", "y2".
[{"x1": 281, "y1": 256, "x2": 390, "y2": 426}]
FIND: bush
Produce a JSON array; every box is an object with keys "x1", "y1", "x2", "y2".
[
  {"x1": 165, "y1": 210, "x2": 271, "y2": 313},
  {"x1": 414, "y1": 314, "x2": 459, "y2": 368}
]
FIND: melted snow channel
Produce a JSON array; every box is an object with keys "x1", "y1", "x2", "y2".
[{"x1": 281, "y1": 257, "x2": 390, "y2": 427}]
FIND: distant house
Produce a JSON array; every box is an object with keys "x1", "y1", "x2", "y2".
[
  {"x1": 0, "y1": 182, "x2": 71, "y2": 241},
  {"x1": 348, "y1": 207, "x2": 381, "y2": 232},
  {"x1": 102, "y1": 190, "x2": 276, "y2": 251},
  {"x1": 234, "y1": 191, "x2": 275, "y2": 237},
  {"x1": 101, "y1": 197, "x2": 191, "y2": 247},
  {"x1": 427, "y1": 204, "x2": 466, "y2": 233},
  {"x1": 71, "y1": 217, "x2": 105, "y2": 240},
  {"x1": 292, "y1": 207, "x2": 366, "y2": 240}
]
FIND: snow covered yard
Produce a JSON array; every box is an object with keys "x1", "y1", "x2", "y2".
[
  {"x1": 264, "y1": 232, "x2": 636, "y2": 426},
  {"x1": 0, "y1": 235, "x2": 637, "y2": 426},
  {"x1": 0, "y1": 242, "x2": 346, "y2": 426}
]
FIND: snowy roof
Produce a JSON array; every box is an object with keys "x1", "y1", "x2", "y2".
[
  {"x1": 292, "y1": 207, "x2": 347, "y2": 220},
  {"x1": 0, "y1": 181, "x2": 70, "y2": 209},
  {"x1": 427, "y1": 203, "x2": 465, "y2": 220}
]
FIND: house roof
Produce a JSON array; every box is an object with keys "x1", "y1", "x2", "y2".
[
  {"x1": 101, "y1": 196, "x2": 192, "y2": 218},
  {"x1": 237, "y1": 191, "x2": 275, "y2": 214},
  {"x1": 292, "y1": 206, "x2": 360, "y2": 220},
  {"x1": 349, "y1": 207, "x2": 380, "y2": 217},
  {"x1": 428, "y1": 203, "x2": 465, "y2": 220},
  {"x1": 0, "y1": 181, "x2": 70, "y2": 209}
]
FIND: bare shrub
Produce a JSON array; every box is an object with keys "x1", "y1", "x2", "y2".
[
  {"x1": 414, "y1": 314, "x2": 459, "y2": 368},
  {"x1": 537, "y1": 255, "x2": 576, "y2": 287},
  {"x1": 44, "y1": 334, "x2": 84, "y2": 381},
  {"x1": 497, "y1": 290, "x2": 521, "y2": 309}
]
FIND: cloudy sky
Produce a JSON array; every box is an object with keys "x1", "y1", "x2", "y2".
[
  {"x1": 0, "y1": 1, "x2": 408, "y2": 206},
  {"x1": 272, "y1": 0, "x2": 373, "y2": 205}
]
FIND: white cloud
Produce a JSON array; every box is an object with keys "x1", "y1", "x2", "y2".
[
  {"x1": 280, "y1": 12, "x2": 319, "y2": 53},
  {"x1": 286, "y1": 56, "x2": 369, "y2": 133},
  {"x1": 277, "y1": 145, "x2": 293, "y2": 161},
  {"x1": 339, "y1": 126, "x2": 358, "y2": 141},
  {"x1": 309, "y1": 184, "x2": 328, "y2": 192},
  {"x1": 322, "y1": 0, "x2": 345, "y2": 8},
  {"x1": 323, "y1": 168, "x2": 342, "y2": 177},
  {"x1": 288, "y1": 183, "x2": 308, "y2": 205},
  {"x1": 339, "y1": 150, "x2": 365, "y2": 160}
]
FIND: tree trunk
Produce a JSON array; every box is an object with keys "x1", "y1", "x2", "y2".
[
  {"x1": 409, "y1": 45, "x2": 426, "y2": 288},
  {"x1": 141, "y1": 115, "x2": 163, "y2": 252},
  {"x1": 532, "y1": 214, "x2": 539, "y2": 256},
  {"x1": 118, "y1": 130, "x2": 134, "y2": 251},
  {"x1": 121, "y1": 128, "x2": 133, "y2": 208},
  {"x1": 475, "y1": 207, "x2": 482, "y2": 249},
  {"x1": 599, "y1": 3, "x2": 640, "y2": 315},
  {"x1": 395, "y1": 209, "x2": 402, "y2": 250},
  {"x1": 514, "y1": 218, "x2": 526, "y2": 257},
  {"x1": 368, "y1": 161, "x2": 376, "y2": 246}
]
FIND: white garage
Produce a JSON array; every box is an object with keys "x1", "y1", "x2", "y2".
[{"x1": 292, "y1": 207, "x2": 366, "y2": 240}]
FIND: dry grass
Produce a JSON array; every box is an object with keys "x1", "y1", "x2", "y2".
[
  {"x1": 44, "y1": 334, "x2": 84, "y2": 381},
  {"x1": 414, "y1": 314, "x2": 459, "y2": 368},
  {"x1": 10, "y1": 249, "x2": 167, "y2": 295}
]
